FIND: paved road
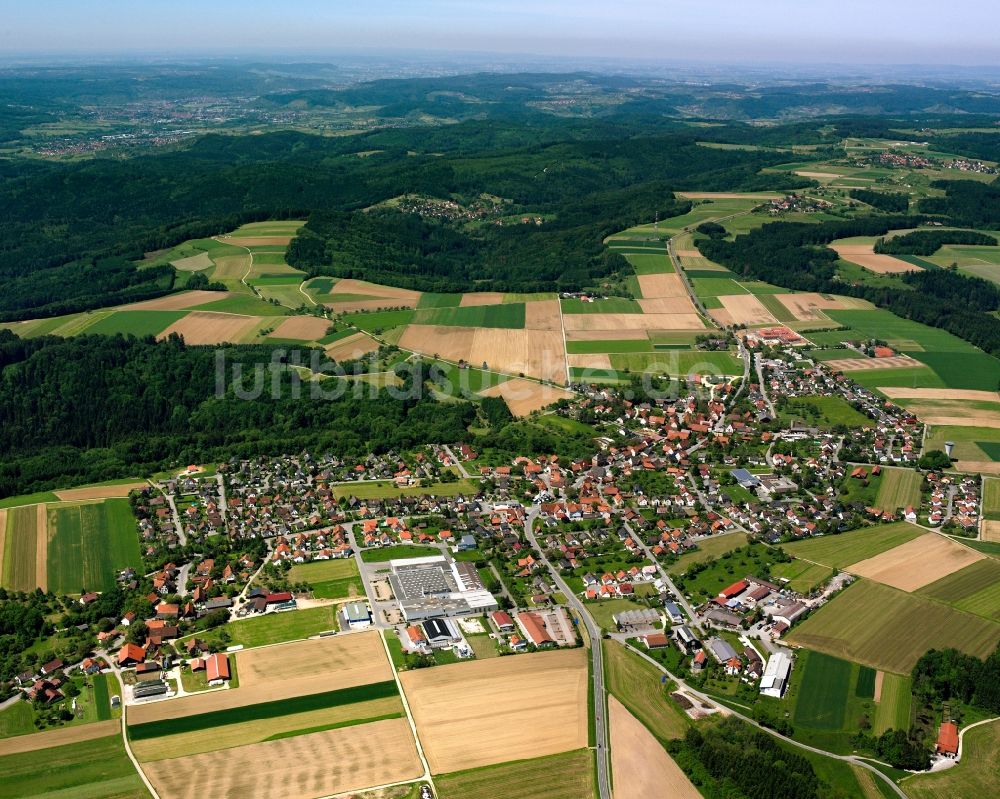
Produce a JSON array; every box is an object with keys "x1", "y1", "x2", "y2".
[
  {"x1": 163, "y1": 493, "x2": 187, "y2": 546},
  {"x1": 442, "y1": 445, "x2": 471, "y2": 479},
  {"x1": 755, "y1": 353, "x2": 777, "y2": 418},
  {"x1": 622, "y1": 642, "x2": 910, "y2": 799},
  {"x1": 524, "y1": 507, "x2": 611, "y2": 799},
  {"x1": 621, "y1": 520, "x2": 702, "y2": 631}
]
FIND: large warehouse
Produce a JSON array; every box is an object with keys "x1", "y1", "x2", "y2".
[{"x1": 388, "y1": 555, "x2": 498, "y2": 621}]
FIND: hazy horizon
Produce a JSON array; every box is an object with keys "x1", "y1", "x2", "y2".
[{"x1": 3, "y1": 0, "x2": 999, "y2": 67}]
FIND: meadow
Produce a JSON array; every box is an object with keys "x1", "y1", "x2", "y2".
[
  {"x1": 666, "y1": 532, "x2": 748, "y2": 575},
  {"x1": 0, "y1": 505, "x2": 40, "y2": 592},
  {"x1": 787, "y1": 579, "x2": 1000, "y2": 673},
  {"x1": 197, "y1": 605, "x2": 338, "y2": 649},
  {"x1": 560, "y1": 298, "x2": 642, "y2": 314},
  {"x1": 0, "y1": 733, "x2": 150, "y2": 799},
  {"x1": 925, "y1": 424, "x2": 1000, "y2": 462},
  {"x1": 770, "y1": 559, "x2": 835, "y2": 593},
  {"x1": 984, "y1": 478, "x2": 1000, "y2": 519},
  {"x1": 782, "y1": 522, "x2": 922, "y2": 569},
  {"x1": 780, "y1": 395, "x2": 872, "y2": 428},
  {"x1": 84, "y1": 310, "x2": 188, "y2": 337},
  {"x1": 608, "y1": 350, "x2": 742, "y2": 376},
  {"x1": 413, "y1": 303, "x2": 526, "y2": 328},
  {"x1": 917, "y1": 558, "x2": 1000, "y2": 620},
  {"x1": 873, "y1": 673, "x2": 912, "y2": 736},
  {"x1": 431, "y1": 749, "x2": 596, "y2": 799},
  {"x1": 602, "y1": 640, "x2": 690, "y2": 743},
  {"x1": 286, "y1": 558, "x2": 362, "y2": 600},
  {"x1": 46, "y1": 498, "x2": 141, "y2": 594},
  {"x1": 873, "y1": 469, "x2": 923, "y2": 514}
]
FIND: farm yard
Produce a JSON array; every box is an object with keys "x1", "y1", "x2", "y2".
[
  {"x1": 787, "y1": 579, "x2": 1000, "y2": 673},
  {"x1": 399, "y1": 648, "x2": 588, "y2": 774},
  {"x1": 608, "y1": 696, "x2": 701, "y2": 799}
]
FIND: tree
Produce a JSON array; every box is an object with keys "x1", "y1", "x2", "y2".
[{"x1": 918, "y1": 450, "x2": 952, "y2": 470}]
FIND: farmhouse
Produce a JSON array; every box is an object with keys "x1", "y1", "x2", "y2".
[
  {"x1": 118, "y1": 643, "x2": 146, "y2": 668},
  {"x1": 206, "y1": 653, "x2": 231, "y2": 685},
  {"x1": 759, "y1": 651, "x2": 793, "y2": 698},
  {"x1": 936, "y1": 721, "x2": 959, "y2": 757}
]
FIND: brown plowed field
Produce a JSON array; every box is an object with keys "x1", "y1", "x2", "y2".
[
  {"x1": 523, "y1": 299, "x2": 562, "y2": 330},
  {"x1": 636, "y1": 272, "x2": 687, "y2": 298},
  {"x1": 121, "y1": 291, "x2": 238, "y2": 311},
  {"x1": 400, "y1": 648, "x2": 588, "y2": 774},
  {"x1": 157, "y1": 312, "x2": 264, "y2": 345},
  {"x1": 145, "y1": 718, "x2": 421, "y2": 799},
  {"x1": 479, "y1": 379, "x2": 574, "y2": 417},
  {"x1": 54, "y1": 483, "x2": 147, "y2": 501},
  {"x1": 719, "y1": 294, "x2": 778, "y2": 326},
  {"x1": 459, "y1": 292, "x2": 505, "y2": 307},
  {"x1": 267, "y1": 316, "x2": 330, "y2": 341},
  {"x1": 609, "y1": 697, "x2": 701, "y2": 799},
  {"x1": 832, "y1": 244, "x2": 922, "y2": 274},
  {"x1": 847, "y1": 534, "x2": 983, "y2": 592}
]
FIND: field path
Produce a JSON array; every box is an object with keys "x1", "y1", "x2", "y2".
[
  {"x1": 557, "y1": 294, "x2": 571, "y2": 385},
  {"x1": 0, "y1": 510, "x2": 6, "y2": 584},
  {"x1": 35, "y1": 503, "x2": 47, "y2": 591}
]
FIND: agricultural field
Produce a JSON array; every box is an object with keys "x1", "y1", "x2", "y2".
[
  {"x1": 413, "y1": 303, "x2": 526, "y2": 328},
  {"x1": 782, "y1": 522, "x2": 923, "y2": 570},
  {"x1": 399, "y1": 648, "x2": 588, "y2": 774},
  {"x1": 787, "y1": 579, "x2": 1000, "y2": 673},
  {"x1": 770, "y1": 558, "x2": 835, "y2": 594},
  {"x1": 924, "y1": 424, "x2": 1000, "y2": 466},
  {"x1": 903, "y1": 719, "x2": 1000, "y2": 799},
  {"x1": 193, "y1": 604, "x2": 339, "y2": 650},
  {"x1": 779, "y1": 395, "x2": 873, "y2": 428},
  {"x1": 0, "y1": 732, "x2": 150, "y2": 799},
  {"x1": 286, "y1": 558, "x2": 362, "y2": 600},
  {"x1": 609, "y1": 696, "x2": 701, "y2": 799},
  {"x1": 477, "y1": 379, "x2": 573, "y2": 417},
  {"x1": 873, "y1": 673, "x2": 912, "y2": 736},
  {"x1": 434, "y1": 749, "x2": 596, "y2": 799},
  {"x1": 46, "y1": 498, "x2": 142, "y2": 594},
  {"x1": 607, "y1": 350, "x2": 742, "y2": 376},
  {"x1": 0, "y1": 505, "x2": 43, "y2": 592},
  {"x1": 845, "y1": 533, "x2": 983, "y2": 592},
  {"x1": 84, "y1": 310, "x2": 188, "y2": 337},
  {"x1": 918, "y1": 558, "x2": 1000, "y2": 620},
  {"x1": 602, "y1": 641, "x2": 690, "y2": 743},
  {"x1": 984, "y1": 478, "x2": 1000, "y2": 520}
]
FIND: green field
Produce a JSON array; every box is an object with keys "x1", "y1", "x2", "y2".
[
  {"x1": 306, "y1": 277, "x2": 336, "y2": 294},
  {"x1": 83, "y1": 310, "x2": 187, "y2": 338},
  {"x1": 903, "y1": 718, "x2": 1000, "y2": 799},
  {"x1": 984, "y1": 479, "x2": 1000, "y2": 519},
  {"x1": 792, "y1": 650, "x2": 852, "y2": 730},
  {"x1": 435, "y1": 749, "x2": 596, "y2": 799},
  {"x1": 413, "y1": 303, "x2": 526, "y2": 328},
  {"x1": 780, "y1": 395, "x2": 872, "y2": 428},
  {"x1": 332, "y1": 478, "x2": 479, "y2": 501},
  {"x1": 287, "y1": 559, "x2": 362, "y2": 600},
  {"x1": 755, "y1": 292, "x2": 798, "y2": 322},
  {"x1": 855, "y1": 666, "x2": 876, "y2": 699},
  {"x1": 625, "y1": 252, "x2": 674, "y2": 274},
  {"x1": 608, "y1": 350, "x2": 741, "y2": 376},
  {"x1": 925, "y1": 424, "x2": 1000, "y2": 462},
  {"x1": 360, "y1": 544, "x2": 442, "y2": 563},
  {"x1": 787, "y1": 579, "x2": 1000, "y2": 673},
  {"x1": 346, "y1": 309, "x2": 416, "y2": 332},
  {"x1": 666, "y1": 533, "x2": 749, "y2": 576},
  {"x1": 193, "y1": 294, "x2": 290, "y2": 316},
  {"x1": 197, "y1": 605, "x2": 338, "y2": 649},
  {"x1": 771, "y1": 559, "x2": 835, "y2": 593},
  {"x1": 918, "y1": 559, "x2": 1000, "y2": 620},
  {"x1": 417, "y1": 292, "x2": 463, "y2": 308},
  {"x1": 585, "y1": 598, "x2": 647, "y2": 631},
  {"x1": 92, "y1": 672, "x2": 112, "y2": 721},
  {"x1": 782, "y1": 522, "x2": 923, "y2": 569},
  {"x1": 47, "y1": 499, "x2": 142, "y2": 594},
  {"x1": 0, "y1": 702, "x2": 34, "y2": 738},
  {"x1": 0, "y1": 733, "x2": 151, "y2": 799},
  {"x1": 560, "y1": 298, "x2": 642, "y2": 314},
  {"x1": 128, "y1": 681, "x2": 397, "y2": 740},
  {"x1": 691, "y1": 277, "x2": 749, "y2": 298},
  {"x1": 873, "y1": 469, "x2": 923, "y2": 514},
  {"x1": 428, "y1": 360, "x2": 508, "y2": 394},
  {"x1": 873, "y1": 673, "x2": 912, "y2": 735},
  {"x1": 602, "y1": 640, "x2": 689, "y2": 742},
  {"x1": 0, "y1": 506, "x2": 38, "y2": 592}
]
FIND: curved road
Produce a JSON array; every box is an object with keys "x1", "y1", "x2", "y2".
[{"x1": 523, "y1": 507, "x2": 611, "y2": 799}]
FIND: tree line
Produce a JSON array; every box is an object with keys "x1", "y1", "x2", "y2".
[{"x1": 875, "y1": 229, "x2": 996, "y2": 256}]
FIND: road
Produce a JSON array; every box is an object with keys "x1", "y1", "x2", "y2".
[
  {"x1": 163, "y1": 492, "x2": 187, "y2": 547},
  {"x1": 523, "y1": 507, "x2": 611, "y2": 799},
  {"x1": 621, "y1": 643, "x2": 910, "y2": 799},
  {"x1": 755, "y1": 353, "x2": 777, "y2": 418},
  {"x1": 442, "y1": 445, "x2": 471, "y2": 479},
  {"x1": 621, "y1": 520, "x2": 702, "y2": 631}
]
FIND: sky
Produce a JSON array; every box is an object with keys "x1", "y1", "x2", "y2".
[{"x1": 1, "y1": 0, "x2": 998, "y2": 66}]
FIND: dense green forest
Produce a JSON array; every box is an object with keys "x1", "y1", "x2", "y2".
[
  {"x1": 917, "y1": 180, "x2": 1000, "y2": 227},
  {"x1": 875, "y1": 229, "x2": 997, "y2": 255},
  {"x1": 848, "y1": 189, "x2": 910, "y2": 213},
  {"x1": 700, "y1": 216, "x2": 1000, "y2": 355}
]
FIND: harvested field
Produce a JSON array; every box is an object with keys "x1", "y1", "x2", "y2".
[
  {"x1": 171, "y1": 252, "x2": 214, "y2": 271},
  {"x1": 459, "y1": 292, "x2": 506, "y2": 307},
  {"x1": 267, "y1": 316, "x2": 329, "y2": 341},
  {"x1": 400, "y1": 648, "x2": 588, "y2": 774},
  {"x1": 331, "y1": 279, "x2": 420, "y2": 304},
  {"x1": 609, "y1": 696, "x2": 700, "y2": 799},
  {"x1": 719, "y1": 294, "x2": 778, "y2": 326},
  {"x1": 846, "y1": 534, "x2": 983, "y2": 591},
  {"x1": 220, "y1": 235, "x2": 292, "y2": 246},
  {"x1": 564, "y1": 329, "x2": 649, "y2": 341},
  {"x1": 874, "y1": 671, "x2": 884, "y2": 702},
  {"x1": 567, "y1": 354, "x2": 613, "y2": 370},
  {"x1": 675, "y1": 249, "x2": 702, "y2": 258},
  {"x1": 955, "y1": 461, "x2": 1000, "y2": 475},
  {"x1": 833, "y1": 244, "x2": 922, "y2": 274},
  {"x1": 775, "y1": 292, "x2": 849, "y2": 321},
  {"x1": 144, "y1": 718, "x2": 421, "y2": 799},
  {"x1": 121, "y1": 290, "x2": 238, "y2": 311},
  {"x1": 825, "y1": 355, "x2": 924, "y2": 372},
  {"x1": 637, "y1": 272, "x2": 687, "y2": 298},
  {"x1": 157, "y1": 312, "x2": 264, "y2": 345},
  {"x1": 128, "y1": 633, "x2": 390, "y2": 726},
  {"x1": 879, "y1": 387, "x2": 1000, "y2": 402},
  {"x1": 982, "y1": 520, "x2": 1000, "y2": 542},
  {"x1": 210, "y1": 255, "x2": 251, "y2": 279},
  {"x1": 563, "y1": 313, "x2": 703, "y2": 332},
  {"x1": 523, "y1": 299, "x2": 562, "y2": 330},
  {"x1": 0, "y1": 719, "x2": 120, "y2": 756},
  {"x1": 708, "y1": 308, "x2": 735, "y2": 327},
  {"x1": 795, "y1": 170, "x2": 844, "y2": 179},
  {"x1": 54, "y1": 482, "x2": 146, "y2": 501},
  {"x1": 904, "y1": 410, "x2": 1000, "y2": 427},
  {"x1": 398, "y1": 325, "x2": 566, "y2": 383},
  {"x1": 1, "y1": 505, "x2": 40, "y2": 592},
  {"x1": 479, "y1": 379, "x2": 574, "y2": 417},
  {"x1": 637, "y1": 297, "x2": 700, "y2": 314}
]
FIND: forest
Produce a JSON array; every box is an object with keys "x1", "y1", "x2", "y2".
[
  {"x1": 875, "y1": 229, "x2": 997, "y2": 255},
  {"x1": 848, "y1": 189, "x2": 910, "y2": 213},
  {"x1": 911, "y1": 644, "x2": 1000, "y2": 716}
]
